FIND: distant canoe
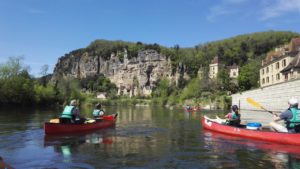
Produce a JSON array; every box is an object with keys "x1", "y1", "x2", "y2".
[
  {"x1": 183, "y1": 106, "x2": 201, "y2": 112},
  {"x1": 202, "y1": 116, "x2": 300, "y2": 146},
  {"x1": 44, "y1": 114, "x2": 117, "y2": 135}
]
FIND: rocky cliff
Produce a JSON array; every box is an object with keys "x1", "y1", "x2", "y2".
[{"x1": 52, "y1": 48, "x2": 189, "y2": 96}]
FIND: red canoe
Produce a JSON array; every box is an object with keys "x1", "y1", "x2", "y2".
[
  {"x1": 44, "y1": 114, "x2": 118, "y2": 135},
  {"x1": 202, "y1": 116, "x2": 300, "y2": 146}
]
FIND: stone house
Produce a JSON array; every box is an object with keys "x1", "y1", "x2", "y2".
[
  {"x1": 260, "y1": 38, "x2": 300, "y2": 87},
  {"x1": 281, "y1": 52, "x2": 300, "y2": 81},
  {"x1": 227, "y1": 63, "x2": 239, "y2": 79},
  {"x1": 209, "y1": 56, "x2": 222, "y2": 79},
  {"x1": 209, "y1": 56, "x2": 239, "y2": 79}
]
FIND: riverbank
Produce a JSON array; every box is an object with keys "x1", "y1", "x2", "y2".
[{"x1": 81, "y1": 93, "x2": 231, "y2": 111}]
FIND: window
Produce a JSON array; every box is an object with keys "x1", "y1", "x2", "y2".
[
  {"x1": 291, "y1": 72, "x2": 294, "y2": 79},
  {"x1": 262, "y1": 78, "x2": 265, "y2": 84},
  {"x1": 266, "y1": 67, "x2": 269, "y2": 73},
  {"x1": 271, "y1": 65, "x2": 273, "y2": 72},
  {"x1": 272, "y1": 75, "x2": 273, "y2": 82},
  {"x1": 276, "y1": 62, "x2": 279, "y2": 69},
  {"x1": 266, "y1": 77, "x2": 269, "y2": 83},
  {"x1": 262, "y1": 69, "x2": 264, "y2": 75},
  {"x1": 233, "y1": 72, "x2": 236, "y2": 76},
  {"x1": 276, "y1": 73, "x2": 280, "y2": 80},
  {"x1": 285, "y1": 74, "x2": 288, "y2": 80},
  {"x1": 282, "y1": 59, "x2": 286, "y2": 67}
]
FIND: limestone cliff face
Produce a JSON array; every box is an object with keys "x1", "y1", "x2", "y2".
[{"x1": 52, "y1": 49, "x2": 189, "y2": 96}]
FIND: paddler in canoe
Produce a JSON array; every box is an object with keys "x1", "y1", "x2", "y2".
[
  {"x1": 224, "y1": 105, "x2": 241, "y2": 126},
  {"x1": 269, "y1": 97, "x2": 300, "y2": 133},
  {"x1": 204, "y1": 105, "x2": 241, "y2": 126},
  {"x1": 59, "y1": 99, "x2": 86, "y2": 124},
  {"x1": 92, "y1": 103, "x2": 105, "y2": 121}
]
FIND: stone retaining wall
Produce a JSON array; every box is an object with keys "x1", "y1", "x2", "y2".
[{"x1": 231, "y1": 79, "x2": 300, "y2": 126}]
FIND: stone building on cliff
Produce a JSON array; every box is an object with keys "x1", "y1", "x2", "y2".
[
  {"x1": 209, "y1": 56, "x2": 239, "y2": 79},
  {"x1": 260, "y1": 38, "x2": 300, "y2": 87}
]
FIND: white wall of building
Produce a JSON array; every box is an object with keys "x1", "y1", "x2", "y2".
[{"x1": 232, "y1": 78, "x2": 300, "y2": 112}]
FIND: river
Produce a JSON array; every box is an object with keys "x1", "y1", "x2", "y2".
[{"x1": 0, "y1": 106, "x2": 300, "y2": 169}]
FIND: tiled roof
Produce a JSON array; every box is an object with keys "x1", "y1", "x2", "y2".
[
  {"x1": 263, "y1": 38, "x2": 300, "y2": 66},
  {"x1": 227, "y1": 63, "x2": 238, "y2": 69},
  {"x1": 281, "y1": 52, "x2": 300, "y2": 73},
  {"x1": 290, "y1": 38, "x2": 300, "y2": 52},
  {"x1": 211, "y1": 56, "x2": 219, "y2": 64}
]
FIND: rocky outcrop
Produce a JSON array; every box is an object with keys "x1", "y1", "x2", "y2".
[{"x1": 52, "y1": 49, "x2": 189, "y2": 96}]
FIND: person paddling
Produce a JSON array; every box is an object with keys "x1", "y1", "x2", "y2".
[
  {"x1": 60, "y1": 99, "x2": 85, "y2": 124},
  {"x1": 92, "y1": 103, "x2": 105, "y2": 121},
  {"x1": 225, "y1": 105, "x2": 241, "y2": 126},
  {"x1": 269, "y1": 98, "x2": 300, "y2": 133}
]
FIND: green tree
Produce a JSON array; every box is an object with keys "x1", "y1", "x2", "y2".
[{"x1": 238, "y1": 59, "x2": 261, "y2": 91}]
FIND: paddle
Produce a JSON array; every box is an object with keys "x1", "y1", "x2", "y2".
[{"x1": 246, "y1": 98, "x2": 274, "y2": 115}]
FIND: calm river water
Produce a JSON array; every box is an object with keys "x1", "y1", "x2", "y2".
[{"x1": 1, "y1": 106, "x2": 300, "y2": 169}]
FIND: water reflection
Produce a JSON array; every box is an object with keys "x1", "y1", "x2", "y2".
[
  {"x1": 44, "y1": 129, "x2": 115, "y2": 153},
  {"x1": 203, "y1": 130, "x2": 300, "y2": 168},
  {"x1": 3, "y1": 106, "x2": 300, "y2": 168}
]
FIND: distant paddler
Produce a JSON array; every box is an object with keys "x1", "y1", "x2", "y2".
[
  {"x1": 59, "y1": 99, "x2": 86, "y2": 124},
  {"x1": 92, "y1": 103, "x2": 105, "y2": 121}
]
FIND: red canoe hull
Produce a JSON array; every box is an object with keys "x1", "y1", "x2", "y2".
[
  {"x1": 202, "y1": 116, "x2": 300, "y2": 146},
  {"x1": 44, "y1": 114, "x2": 117, "y2": 135}
]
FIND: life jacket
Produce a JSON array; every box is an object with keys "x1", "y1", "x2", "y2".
[
  {"x1": 61, "y1": 106, "x2": 74, "y2": 119},
  {"x1": 229, "y1": 111, "x2": 238, "y2": 120},
  {"x1": 93, "y1": 109, "x2": 104, "y2": 119},
  {"x1": 227, "y1": 111, "x2": 240, "y2": 126},
  {"x1": 287, "y1": 107, "x2": 300, "y2": 128}
]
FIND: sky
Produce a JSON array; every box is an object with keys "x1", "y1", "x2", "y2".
[{"x1": 0, "y1": 0, "x2": 300, "y2": 76}]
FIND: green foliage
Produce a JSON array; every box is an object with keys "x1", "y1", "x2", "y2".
[
  {"x1": 80, "y1": 75, "x2": 117, "y2": 98},
  {"x1": 34, "y1": 84, "x2": 57, "y2": 104},
  {"x1": 0, "y1": 70, "x2": 35, "y2": 104},
  {"x1": 0, "y1": 56, "x2": 28, "y2": 79},
  {"x1": 217, "y1": 68, "x2": 230, "y2": 89},
  {"x1": 152, "y1": 78, "x2": 171, "y2": 98},
  {"x1": 179, "y1": 78, "x2": 202, "y2": 101},
  {"x1": 194, "y1": 31, "x2": 299, "y2": 67},
  {"x1": 238, "y1": 59, "x2": 261, "y2": 91},
  {"x1": 83, "y1": 40, "x2": 163, "y2": 61},
  {"x1": 0, "y1": 57, "x2": 35, "y2": 105},
  {"x1": 56, "y1": 77, "x2": 83, "y2": 101}
]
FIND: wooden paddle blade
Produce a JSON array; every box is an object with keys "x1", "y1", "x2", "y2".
[{"x1": 246, "y1": 98, "x2": 267, "y2": 111}]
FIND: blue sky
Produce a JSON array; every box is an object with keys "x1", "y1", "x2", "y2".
[{"x1": 0, "y1": 0, "x2": 300, "y2": 76}]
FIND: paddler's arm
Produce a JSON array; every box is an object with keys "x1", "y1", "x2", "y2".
[{"x1": 272, "y1": 110, "x2": 289, "y2": 122}]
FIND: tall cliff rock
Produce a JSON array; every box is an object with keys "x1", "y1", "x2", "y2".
[{"x1": 52, "y1": 48, "x2": 189, "y2": 96}]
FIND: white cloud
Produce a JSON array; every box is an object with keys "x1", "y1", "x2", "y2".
[
  {"x1": 207, "y1": 5, "x2": 235, "y2": 22},
  {"x1": 261, "y1": 0, "x2": 300, "y2": 20},
  {"x1": 207, "y1": 0, "x2": 248, "y2": 22}
]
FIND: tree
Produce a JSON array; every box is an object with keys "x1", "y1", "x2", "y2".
[
  {"x1": 39, "y1": 64, "x2": 49, "y2": 76},
  {"x1": 39, "y1": 64, "x2": 49, "y2": 86},
  {"x1": 0, "y1": 56, "x2": 28, "y2": 79},
  {"x1": 217, "y1": 68, "x2": 231, "y2": 91},
  {"x1": 238, "y1": 60, "x2": 260, "y2": 91}
]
